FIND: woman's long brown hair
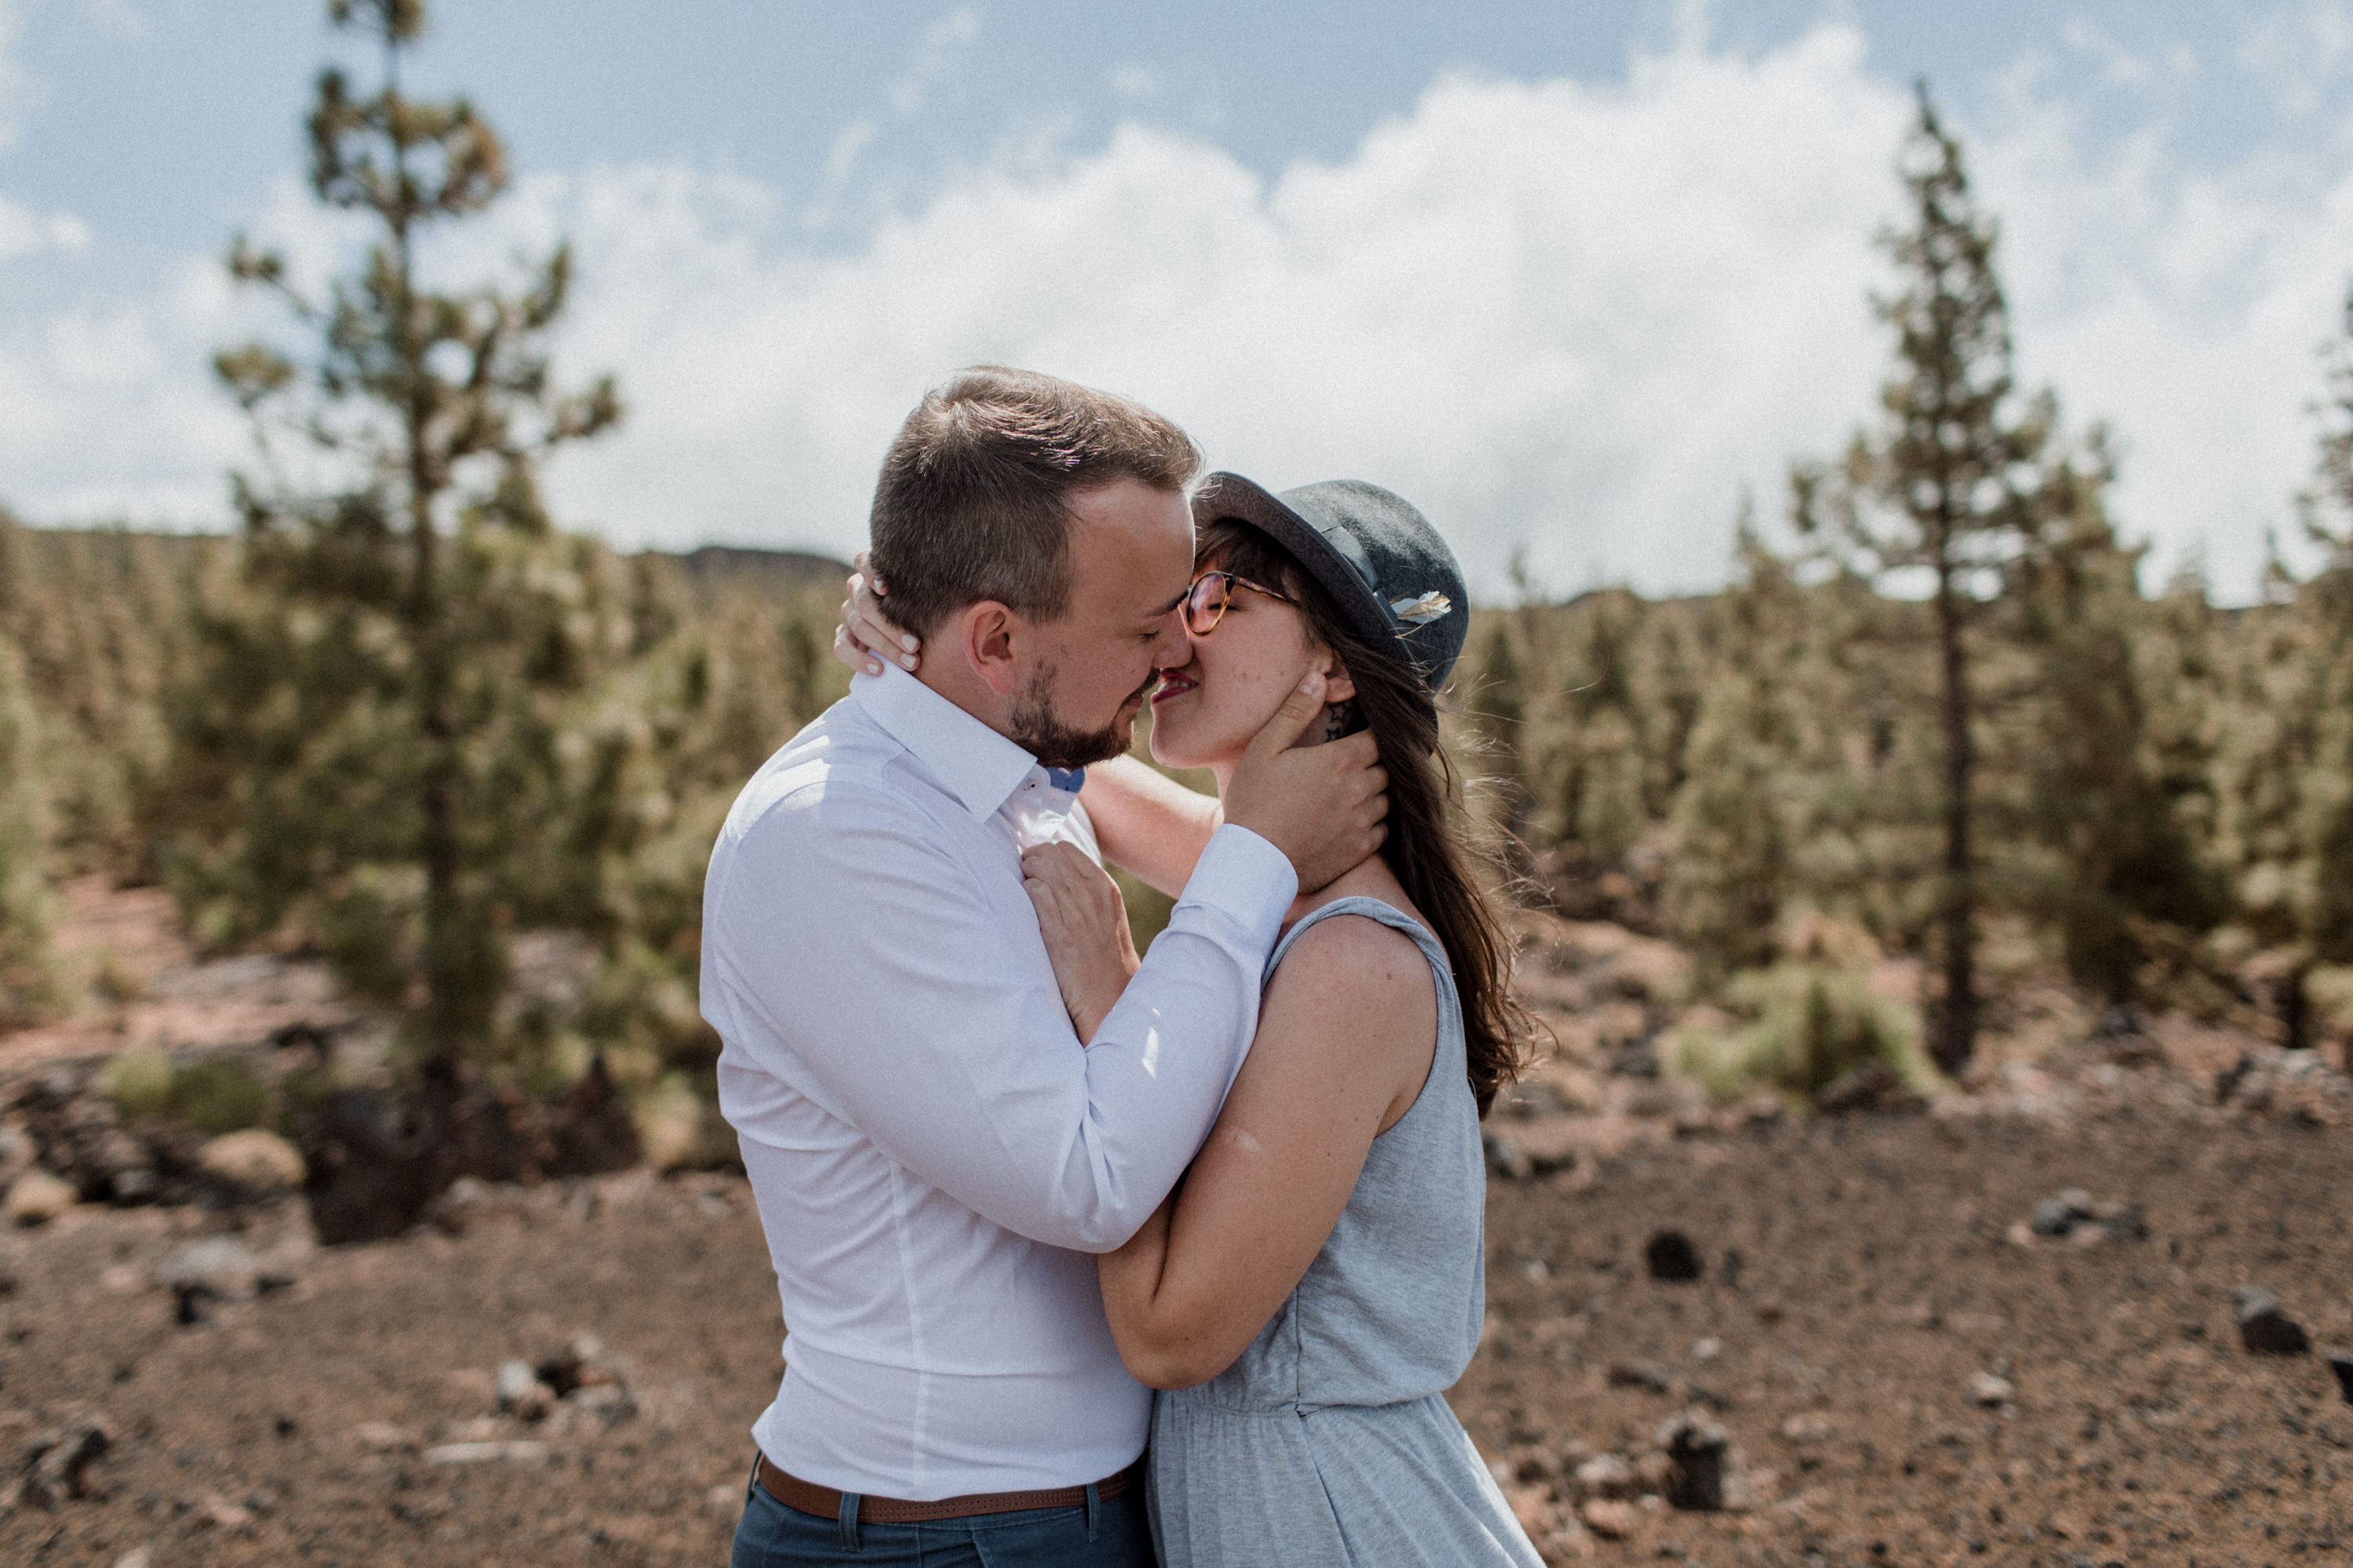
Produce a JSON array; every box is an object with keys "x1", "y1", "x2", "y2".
[{"x1": 1199, "y1": 520, "x2": 1536, "y2": 1115}]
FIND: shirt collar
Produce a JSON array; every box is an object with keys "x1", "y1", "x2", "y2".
[{"x1": 852, "y1": 663, "x2": 1047, "y2": 820}]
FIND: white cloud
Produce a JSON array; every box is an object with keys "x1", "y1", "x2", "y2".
[
  {"x1": 0, "y1": 0, "x2": 40, "y2": 153},
  {"x1": 1109, "y1": 65, "x2": 1162, "y2": 102},
  {"x1": 1972, "y1": 50, "x2": 2353, "y2": 589},
  {"x1": 2235, "y1": 0, "x2": 2353, "y2": 117},
  {"x1": 5, "y1": 13, "x2": 2353, "y2": 598},
  {"x1": 0, "y1": 193, "x2": 86, "y2": 260},
  {"x1": 513, "y1": 24, "x2": 1910, "y2": 597},
  {"x1": 887, "y1": 5, "x2": 982, "y2": 117}
]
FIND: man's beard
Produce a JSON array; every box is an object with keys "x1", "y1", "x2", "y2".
[{"x1": 1009, "y1": 661, "x2": 1157, "y2": 770}]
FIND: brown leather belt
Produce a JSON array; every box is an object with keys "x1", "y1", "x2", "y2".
[{"x1": 756, "y1": 1452, "x2": 1146, "y2": 1524}]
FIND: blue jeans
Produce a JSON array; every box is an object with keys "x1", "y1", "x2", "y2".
[{"x1": 728, "y1": 1465, "x2": 1156, "y2": 1567}]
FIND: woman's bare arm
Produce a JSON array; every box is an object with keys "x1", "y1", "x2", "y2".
[
  {"x1": 1096, "y1": 915, "x2": 1436, "y2": 1389},
  {"x1": 1080, "y1": 758, "x2": 1221, "y2": 900}
]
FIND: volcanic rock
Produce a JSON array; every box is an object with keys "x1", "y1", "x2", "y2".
[
  {"x1": 1655, "y1": 1408, "x2": 1742, "y2": 1511},
  {"x1": 1969, "y1": 1371, "x2": 2016, "y2": 1407},
  {"x1": 5, "y1": 1169, "x2": 76, "y2": 1226},
  {"x1": 197, "y1": 1130, "x2": 306, "y2": 1194},
  {"x1": 496, "y1": 1359, "x2": 557, "y2": 1421},
  {"x1": 1572, "y1": 1452, "x2": 1639, "y2": 1500},
  {"x1": 1608, "y1": 1360, "x2": 1675, "y2": 1395},
  {"x1": 1579, "y1": 1497, "x2": 1637, "y2": 1538},
  {"x1": 2325, "y1": 1348, "x2": 2353, "y2": 1405},
  {"x1": 19, "y1": 1412, "x2": 114, "y2": 1508},
  {"x1": 1645, "y1": 1230, "x2": 1703, "y2": 1282},
  {"x1": 2025, "y1": 1188, "x2": 2147, "y2": 1243},
  {"x1": 2235, "y1": 1287, "x2": 2311, "y2": 1355}
]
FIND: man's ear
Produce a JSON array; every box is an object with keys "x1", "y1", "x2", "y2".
[
  {"x1": 1320, "y1": 658, "x2": 1357, "y2": 704},
  {"x1": 956, "y1": 601, "x2": 1023, "y2": 696}
]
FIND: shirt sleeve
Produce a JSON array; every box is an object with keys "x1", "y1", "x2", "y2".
[{"x1": 707, "y1": 780, "x2": 1295, "y2": 1253}]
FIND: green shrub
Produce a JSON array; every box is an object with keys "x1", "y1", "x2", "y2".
[
  {"x1": 1670, "y1": 960, "x2": 1939, "y2": 1104},
  {"x1": 104, "y1": 1045, "x2": 176, "y2": 1121},
  {"x1": 167, "y1": 1057, "x2": 271, "y2": 1134}
]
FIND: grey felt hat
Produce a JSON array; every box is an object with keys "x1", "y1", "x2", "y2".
[{"x1": 1192, "y1": 473, "x2": 1469, "y2": 692}]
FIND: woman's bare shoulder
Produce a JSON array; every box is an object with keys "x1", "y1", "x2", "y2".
[{"x1": 1264, "y1": 908, "x2": 1435, "y2": 1023}]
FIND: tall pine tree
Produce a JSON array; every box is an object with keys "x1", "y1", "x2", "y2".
[
  {"x1": 1792, "y1": 85, "x2": 2051, "y2": 1073},
  {"x1": 174, "y1": 0, "x2": 624, "y2": 1068}
]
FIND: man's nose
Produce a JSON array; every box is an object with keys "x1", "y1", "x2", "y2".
[{"x1": 1150, "y1": 609, "x2": 1192, "y2": 668}]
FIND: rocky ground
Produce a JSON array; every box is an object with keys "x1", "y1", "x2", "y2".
[{"x1": 0, "y1": 891, "x2": 2347, "y2": 1566}]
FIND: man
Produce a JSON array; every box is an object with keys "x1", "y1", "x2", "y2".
[{"x1": 704, "y1": 366, "x2": 1388, "y2": 1566}]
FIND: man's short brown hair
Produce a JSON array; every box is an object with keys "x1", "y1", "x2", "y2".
[{"x1": 868, "y1": 366, "x2": 1201, "y2": 635}]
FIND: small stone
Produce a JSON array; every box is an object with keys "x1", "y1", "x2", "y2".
[
  {"x1": 2086, "y1": 1199, "x2": 2148, "y2": 1242},
  {"x1": 5, "y1": 1170, "x2": 77, "y2": 1227},
  {"x1": 158, "y1": 1237, "x2": 263, "y2": 1301},
  {"x1": 191, "y1": 1493, "x2": 254, "y2": 1530},
  {"x1": 1579, "y1": 1497, "x2": 1637, "y2": 1538},
  {"x1": 1483, "y1": 1133, "x2": 1534, "y2": 1182},
  {"x1": 1969, "y1": 1371, "x2": 2015, "y2": 1407},
  {"x1": 2323, "y1": 1347, "x2": 2353, "y2": 1404},
  {"x1": 1508, "y1": 1446, "x2": 1559, "y2": 1483},
  {"x1": 1779, "y1": 1412, "x2": 1834, "y2": 1443},
  {"x1": 1573, "y1": 1452, "x2": 1639, "y2": 1500},
  {"x1": 567, "y1": 1381, "x2": 636, "y2": 1426},
  {"x1": 20, "y1": 1412, "x2": 114, "y2": 1508},
  {"x1": 196, "y1": 1130, "x2": 306, "y2": 1193},
  {"x1": 109, "y1": 1548, "x2": 151, "y2": 1568},
  {"x1": 2235, "y1": 1287, "x2": 2311, "y2": 1355},
  {"x1": 1644, "y1": 1231, "x2": 1703, "y2": 1282},
  {"x1": 1607, "y1": 1359, "x2": 1675, "y2": 1395},
  {"x1": 1692, "y1": 1337, "x2": 1722, "y2": 1362},
  {"x1": 1655, "y1": 1409, "x2": 1738, "y2": 1511},
  {"x1": 2029, "y1": 1196, "x2": 2082, "y2": 1237},
  {"x1": 173, "y1": 1284, "x2": 218, "y2": 1327},
  {"x1": 536, "y1": 1333, "x2": 614, "y2": 1396},
  {"x1": 423, "y1": 1439, "x2": 552, "y2": 1464},
  {"x1": 349, "y1": 1421, "x2": 410, "y2": 1452},
  {"x1": 496, "y1": 1359, "x2": 556, "y2": 1422}
]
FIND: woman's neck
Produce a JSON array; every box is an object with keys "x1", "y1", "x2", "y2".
[{"x1": 1208, "y1": 748, "x2": 1400, "y2": 929}]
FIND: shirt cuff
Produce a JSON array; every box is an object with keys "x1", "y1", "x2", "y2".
[{"x1": 1177, "y1": 823, "x2": 1299, "y2": 948}]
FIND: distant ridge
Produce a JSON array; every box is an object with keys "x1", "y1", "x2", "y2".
[
  {"x1": 2, "y1": 519, "x2": 851, "y2": 599},
  {"x1": 665, "y1": 544, "x2": 851, "y2": 595}
]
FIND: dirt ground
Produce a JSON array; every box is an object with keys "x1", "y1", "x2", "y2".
[
  {"x1": 1, "y1": 890, "x2": 2348, "y2": 1566},
  {"x1": 0, "y1": 1101, "x2": 2344, "y2": 1568}
]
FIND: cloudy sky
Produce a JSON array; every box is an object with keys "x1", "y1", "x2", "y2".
[{"x1": 7, "y1": 1, "x2": 2353, "y2": 599}]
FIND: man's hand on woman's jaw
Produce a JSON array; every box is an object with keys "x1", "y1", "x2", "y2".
[{"x1": 1219, "y1": 672, "x2": 1389, "y2": 896}]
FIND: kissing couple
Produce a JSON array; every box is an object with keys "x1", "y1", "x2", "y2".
[{"x1": 705, "y1": 366, "x2": 1545, "y2": 1567}]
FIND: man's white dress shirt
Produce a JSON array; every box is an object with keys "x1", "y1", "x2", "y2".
[{"x1": 703, "y1": 664, "x2": 1297, "y2": 1500}]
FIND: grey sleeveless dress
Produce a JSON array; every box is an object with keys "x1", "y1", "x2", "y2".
[{"x1": 1146, "y1": 897, "x2": 1543, "y2": 1568}]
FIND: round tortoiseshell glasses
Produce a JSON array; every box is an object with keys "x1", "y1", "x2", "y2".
[{"x1": 1182, "y1": 569, "x2": 1299, "y2": 635}]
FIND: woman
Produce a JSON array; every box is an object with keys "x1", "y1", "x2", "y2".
[{"x1": 840, "y1": 473, "x2": 1543, "y2": 1568}]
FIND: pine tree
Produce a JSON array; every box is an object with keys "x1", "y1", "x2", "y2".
[
  {"x1": 2278, "y1": 278, "x2": 2353, "y2": 1034},
  {"x1": 176, "y1": 0, "x2": 622, "y2": 1068},
  {"x1": 2008, "y1": 438, "x2": 2219, "y2": 999},
  {"x1": 0, "y1": 630, "x2": 55, "y2": 1026},
  {"x1": 1792, "y1": 85, "x2": 2053, "y2": 1073},
  {"x1": 1665, "y1": 526, "x2": 1806, "y2": 977}
]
